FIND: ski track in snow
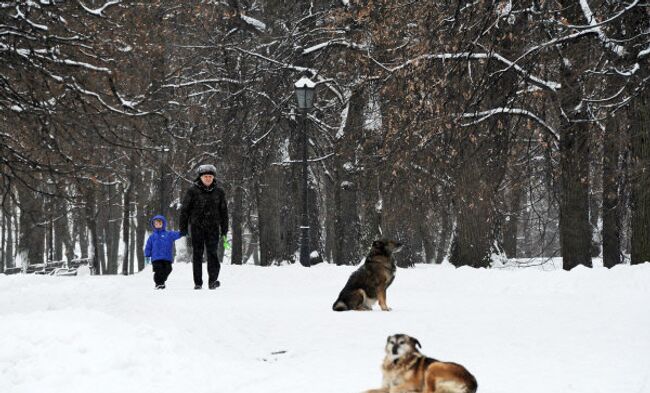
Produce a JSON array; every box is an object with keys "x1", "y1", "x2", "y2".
[{"x1": 1, "y1": 262, "x2": 649, "y2": 393}]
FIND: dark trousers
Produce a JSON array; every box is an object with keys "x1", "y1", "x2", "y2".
[
  {"x1": 191, "y1": 230, "x2": 220, "y2": 286},
  {"x1": 152, "y1": 260, "x2": 173, "y2": 286}
]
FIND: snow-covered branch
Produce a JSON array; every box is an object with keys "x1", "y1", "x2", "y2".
[
  {"x1": 77, "y1": 0, "x2": 121, "y2": 17},
  {"x1": 161, "y1": 78, "x2": 243, "y2": 89},
  {"x1": 240, "y1": 14, "x2": 267, "y2": 33},
  {"x1": 14, "y1": 5, "x2": 48, "y2": 31},
  {"x1": 639, "y1": 46, "x2": 650, "y2": 59},
  {"x1": 232, "y1": 47, "x2": 345, "y2": 103},
  {"x1": 335, "y1": 91, "x2": 352, "y2": 140},
  {"x1": 272, "y1": 153, "x2": 335, "y2": 166},
  {"x1": 374, "y1": 52, "x2": 561, "y2": 92},
  {"x1": 568, "y1": 0, "x2": 639, "y2": 29},
  {"x1": 578, "y1": 0, "x2": 627, "y2": 57},
  {"x1": 70, "y1": 78, "x2": 151, "y2": 116},
  {"x1": 461, "y1": 108, "x2": 559, "y2": 141},
  {"x1": 302, "y1": 39, "x2": 368, "y2": 55}
]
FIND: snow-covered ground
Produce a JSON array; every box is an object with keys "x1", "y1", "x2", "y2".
[{"x1": 1, "y1": 261, "x2": 649, "y2": 393}]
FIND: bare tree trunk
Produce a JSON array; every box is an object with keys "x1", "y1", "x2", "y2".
[
  {"x1": 1, "y1": 183, "x2": 7, "y2": 271},
  {"x1": 231, "y1": 184, "x2": 243, "y2": 265},
  {"x1": 46, "y1": 196, "x2": 54, "y2": 262},
  {"x1": 329, "y1": 169, "x2": 349, "y2": 265},
  {"x1": 450, "y1": 158, "x2": 496, "y2": 268},
  {"x1": 331, "y1": 165, "x2": 361, "y2": 265},
  {"x1": 6, "y1": 198, "x2": 14, "y2": 268},
  {"x1": 1, "y1": 201, "x2": 5, "y2": 273},
  {"x1": 83, "y1": 184, "x2": 101, "y2": 275},
  {"x1": 96, "y1": 191, "x2": 107, "y2": 274},
  {"x1": 602, "y1": 114, "x2": 622, "y2": 268},
  {"x1": 559, "y1": 120, "x2": 592, "y2": 270},
  {"x1": 504, "y1": 180, "x2": 524, "y2": 258},
  {"x1": 450, "y1": 201, "x2": 492, "y2": 268},
  {"x1": 122, "y1": 179, "x2": 132, "y2": 275},
  {"x1": 134, "y1": 166, "x2": 148, "y2": 272},
  {"x1": 435, "y1": 196, "x2": 452, "y2": 264},
  {"x1": 243, "y1": 226, "x2": 260, "y2": 266},
  {"x1": 590, "y1": 126, "x2": 603, "y2": 258},
  {"x1": 75, "y1": 204, "x2": 89, "y2": 260},
  {"x1": 324, "y1": 176, "x2": 335, "y2": 264},
  {"x1": 358, "y1": 164, "x2": 382, "y2": 255},
  {"x1": 630, "y1": 87, "x2": 650, "y2": 265},
  {"x1": 54, "y1": 196, "x2": 75, "y2": 264},
  {"x1": 419, "y1": 216, "x2": 436, "y2": 264},
  {"x1": 52, "y1": 200, "x2": 63, "y2": 261},
  {"x1": 308, "y1": 173, "x2": 321, "y2": 260},
  {"x1": 557, "y1": 1, "x2": 593, "y2": 271},
  {"x1": 17, "y1": 182, "x2": 45, "y2": 267},
  {"x1": 256, "y1": 166, "x2": 283, "y2": 266},
  {"x1": 129, "y1": 212, "x2": 136, "y2": 274},
  {"x1": 108, "y1": 182, "x2": 121, "y2": 274}
]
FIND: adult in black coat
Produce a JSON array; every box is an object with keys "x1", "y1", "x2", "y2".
[{"x1": 179, "y1": 164, "x2": 229, "y2": 289}]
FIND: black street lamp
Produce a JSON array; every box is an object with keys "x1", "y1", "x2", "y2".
[{"x1": 294, "y1": 76, "x2": 316, "y2": 267}]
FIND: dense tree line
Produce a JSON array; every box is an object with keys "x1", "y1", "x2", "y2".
[{"x1": 1, "y1": 0, "x2": 649, "y2": 273}]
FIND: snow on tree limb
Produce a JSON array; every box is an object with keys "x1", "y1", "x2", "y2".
[
  {"x1": 639, "y1": 46, "x2": 650, "y2": 59},
  {"x1": 567, "y1": 0, "x2": 639, "y2": 30},
  {"x1": 335, "y1": 91, "x2": 351, "y2": 140},
  {"x1": 373, "y1": 52, "x2": 561, "y2": 92},
  {"x1": 14, "y1": 5, "x2": 49, "y2": 31},
  {"x1": 77, "y1": 0, "x2": 121, "y2": 17},
  {"x1": 69, "y1": 78, "x2": 151, "y2": 116},
  {"x1": 162, "y1": 78, "x2": 243, "y2": 89},
  {"x1": 233, "y1": 47, "x2": 345, "y2": 103},
  {"x1": 272, "y1": 153, "x2": 335, "y2": 166},
  {"x1": 461, "y1": 108, "x2": 559, "y2": 142},
  {"x1": 1, "y1": 43, "x2": 111, "y2": 74},
  {"x1": 578, "y1": 0, "x2": 627, "y2": 57},
  {"x1": 240, "y1": 14, "x2": 267, "y2": 33},
  {"x1": 302, "y1": 40, "x2": 368, "y2": 55}
]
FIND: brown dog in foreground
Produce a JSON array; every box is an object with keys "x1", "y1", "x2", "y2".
[
  {"x1": 332, "y1": 239, "x2": 402, "y2": 311},
  {"x1": 365, "y1": 334, "x2": 478, "y2": 393}
]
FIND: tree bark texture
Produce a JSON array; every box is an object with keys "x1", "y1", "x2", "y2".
[
  {"x1": 602, "y1": 114, "x2": 622, "y2": 268},
  {"x1": 630, "y1": 87, "x2": 650, "y2": 265}
]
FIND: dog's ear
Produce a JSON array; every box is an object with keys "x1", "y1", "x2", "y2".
[{"x1": 412, "y1": 338, "x2": 421, "y2": 349}]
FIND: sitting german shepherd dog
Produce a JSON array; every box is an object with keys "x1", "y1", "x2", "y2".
[
  {"x1": 332, "y1": 239, "x2": 402, "y2": 311},
  {"x1": 365, "y1": 334, "x2": 478, "y2": 393}
]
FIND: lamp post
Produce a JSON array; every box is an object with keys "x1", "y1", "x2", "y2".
[{"x1": 294, "y1": 76, "x2": 316, "y2": 267}]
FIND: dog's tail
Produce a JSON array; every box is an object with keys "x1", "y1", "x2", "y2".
[{"x1": 332, "y1": 300, "x2": 348, "y2": 311}]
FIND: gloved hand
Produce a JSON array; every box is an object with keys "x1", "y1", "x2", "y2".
[
  {"x1": 145, "y1": 257, "x2": 151, "y2": 265},
  {"x1": 222, "y1": 236, "x2": 231, "y2": 250},
  {"x1": 179, "y1": 231, "x2": 188, "y2": 237}
]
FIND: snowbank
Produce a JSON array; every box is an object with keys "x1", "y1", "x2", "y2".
[{"x1": 1, "y1": 262, "x2": 648, "y2": 393}]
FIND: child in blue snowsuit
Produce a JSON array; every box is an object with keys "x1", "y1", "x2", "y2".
[{"x1": 144, "y1": 215, "x2": 184, "y2": 289}]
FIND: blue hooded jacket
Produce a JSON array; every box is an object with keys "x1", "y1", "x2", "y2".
[{"x1": 144, "y1": 215, "x2": 182, "y2": 263}]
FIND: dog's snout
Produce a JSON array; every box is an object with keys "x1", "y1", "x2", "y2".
[{"x1": 392, "y1": 345, "x2": 399, "y2": 355}]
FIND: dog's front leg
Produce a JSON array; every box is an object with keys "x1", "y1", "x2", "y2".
[{"x1": 377, "y1": 287, "x2": 391, "y2": 311}]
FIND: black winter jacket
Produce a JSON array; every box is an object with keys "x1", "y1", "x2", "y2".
[{"x1": 179, "y1": 180, "x2": 229, "y2": 236}]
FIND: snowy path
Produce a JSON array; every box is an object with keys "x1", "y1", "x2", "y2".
[{"x1": 1, "y1": 263, "x2": 649, "y2": 393}]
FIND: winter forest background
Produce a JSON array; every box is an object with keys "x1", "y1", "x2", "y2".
[{"x1": 1, "y1": 0, "x2": 650, "y2": 275}]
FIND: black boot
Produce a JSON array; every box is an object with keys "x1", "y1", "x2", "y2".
[{"x1": 208, "y1": 280, "x2": 220, "y2": 290}]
